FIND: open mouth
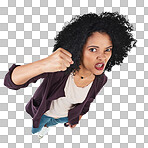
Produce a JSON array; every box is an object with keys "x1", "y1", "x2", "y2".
[{"x1": 95, "y1": 63, "x2": 104, "y2": 70}]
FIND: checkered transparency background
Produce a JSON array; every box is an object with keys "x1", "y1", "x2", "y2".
[{"x1": 0, "y1": 0, "x2": 148, "y2": 148}]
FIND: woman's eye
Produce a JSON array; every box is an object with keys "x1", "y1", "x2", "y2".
[
  {"x1": 89, "y1": 48, "x2": 96, "y2": 52},
  {"x1": 106, "y1": 48, "x2": 112, "y2": 52}
]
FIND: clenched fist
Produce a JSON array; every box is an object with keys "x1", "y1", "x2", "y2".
[{"x1": 42, "y1": 48, "x2": 74, "y2": 73}]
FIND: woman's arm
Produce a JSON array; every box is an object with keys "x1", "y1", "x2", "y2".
[
  {"x1": 11, "y1": 59, "x2": 45, "y2": 85},
  {"x1": 66, "y1": 115, "x2": 83, "y2": 129},
  {"x1": 4, "y1": 63, "x2": 50, "y2": 90}
]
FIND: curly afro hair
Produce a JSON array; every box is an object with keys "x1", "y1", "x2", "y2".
[{"x1": 52, "y1": 12, "x2": 137, "y2": 76}]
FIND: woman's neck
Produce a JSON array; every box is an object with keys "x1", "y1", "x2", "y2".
[{"x1": 74, "y1": 65, "x2": 95, "y2": 80}]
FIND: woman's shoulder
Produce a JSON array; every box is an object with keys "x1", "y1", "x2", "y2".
[
  {"x1": 95, "y1": 72, "x2": 108, "y2": 86},
  {"x1": 47, "y1": 70, "x2": 69, "y2": 81}
]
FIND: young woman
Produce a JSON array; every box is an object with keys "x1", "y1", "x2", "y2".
[{"x1": 4, "y1": 12, "x2": 137, "y2": 139}]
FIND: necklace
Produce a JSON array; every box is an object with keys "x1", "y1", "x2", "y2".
[{"x1": 75, "y1": 72, "x2": 94, "y2": 80}]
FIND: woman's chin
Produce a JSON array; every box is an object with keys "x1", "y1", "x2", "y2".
[{"x1": 93, "y1": 69, "x2": 105, "y2": 75}]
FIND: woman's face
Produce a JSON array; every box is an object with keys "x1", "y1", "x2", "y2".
[{"x1": 80, "y1": 31, "x2": 113, "y2": 76}]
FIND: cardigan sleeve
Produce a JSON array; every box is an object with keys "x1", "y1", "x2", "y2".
[
  {"x1": 4, "y1": 64, "x2": 49, "y2": 90},
  {"x1": 80, "y1": 98, "x2": 94, "y2": 116},
  {"x1": 80, "y1": 74, "x2": 108, "y2": 116}
]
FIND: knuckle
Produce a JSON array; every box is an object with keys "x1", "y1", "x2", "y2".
[
  {"x1": 57, "y1": 47, "x2": 63, "y2": 51},
  {"x1": 58, "y1": 51, "x2": 62, "y2": 57},
  {"x1": 67, "y1": 63, "x2": 70, "y2": 67}
]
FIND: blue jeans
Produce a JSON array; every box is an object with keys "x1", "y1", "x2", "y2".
[{"x1": 32, "y1": 115, "x2": 68, "y2": 134}]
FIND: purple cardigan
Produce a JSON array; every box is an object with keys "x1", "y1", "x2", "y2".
[{"x1": 4, "y1": 64, "x2": 108, "y2": 128}]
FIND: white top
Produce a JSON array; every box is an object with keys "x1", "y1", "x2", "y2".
[{"x1": 44, "y1": 72, "x2": 93, "y2": 118}]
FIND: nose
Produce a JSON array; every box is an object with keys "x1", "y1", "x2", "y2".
[{"x1": 96, "y1": 52, "x2": 106, "y2": 60}]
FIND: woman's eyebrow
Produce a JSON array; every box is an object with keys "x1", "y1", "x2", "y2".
[
  {"x1": 87, "y1": 45, "x2": 99, "y2": 48},
  {"x1": 106, "y1": 45, "x2": 113, "y2": 48},
  {"x1": 87, "y1": 45, "x2": 113, "y2": 48}
]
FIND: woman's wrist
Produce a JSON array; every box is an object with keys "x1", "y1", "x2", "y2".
[{"x1": 79, "y1": 115, "x2": 83, "y2": 120}]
